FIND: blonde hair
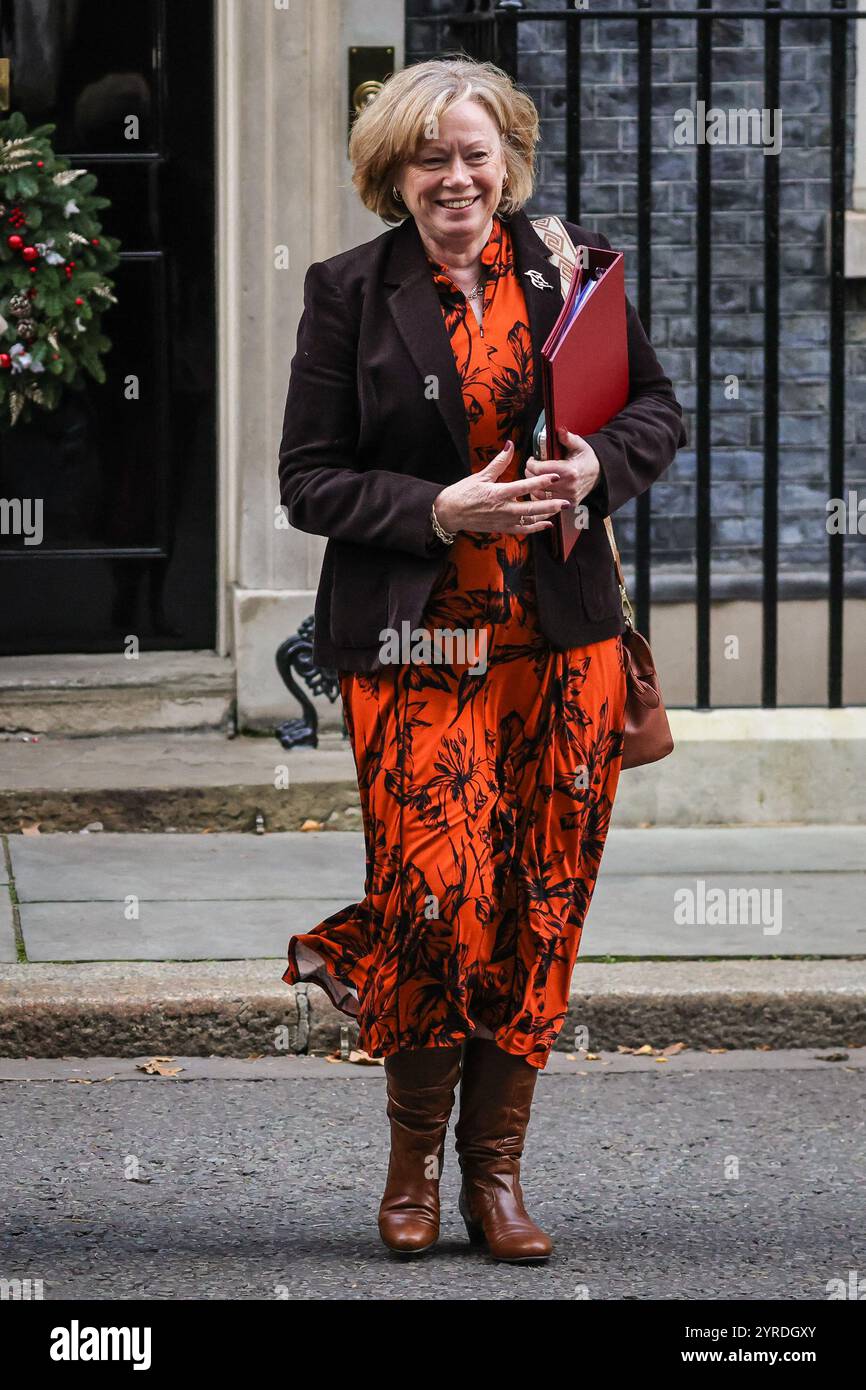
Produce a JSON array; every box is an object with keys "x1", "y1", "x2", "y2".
[{"x1": 349, "y1": 55, "x2": 539, "y2": 226}]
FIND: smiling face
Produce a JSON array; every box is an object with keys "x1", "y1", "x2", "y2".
[{"x1": 393, "y1": 98, "x2": 508, "y2": 256}]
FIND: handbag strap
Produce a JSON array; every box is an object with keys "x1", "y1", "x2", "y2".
[
  {"x1": 528, "y1": 214, "x2": 579, "y2": 297},
  {"x1": 530, "y1": 215, "x2": 634, "y2": 627}
]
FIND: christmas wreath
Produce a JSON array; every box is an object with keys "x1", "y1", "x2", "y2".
[{"x1": 0, "y1": 110, "x2": 121, "y2": 428}]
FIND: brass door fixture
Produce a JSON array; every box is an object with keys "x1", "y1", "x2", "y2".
[{"x1": 348, "y1": 46, "x2": 393, "y2": 141}]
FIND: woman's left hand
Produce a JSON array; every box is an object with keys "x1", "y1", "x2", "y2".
[{"x1": 525, "y1": 424, "x2": 601, "y2": 506}]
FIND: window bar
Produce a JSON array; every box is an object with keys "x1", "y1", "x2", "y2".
[
  {"x1": 762, "y1": 1, "x2": 781, "y2": 708},
  {"x1": 827, "y1": 0, "x2": 848, "y2": 708},
  {"x1": 695, "y1": 0, "x2": 713, "y2": 708},
  {"x1": 635, "y1": 0, "x2": 654, "y2": 638},
  {"x1": 493, "y1": 0, "x2": 521, "y2": 77},
  {"x1": 565, "y1": 2, "x2": 582, "y2": 224}
]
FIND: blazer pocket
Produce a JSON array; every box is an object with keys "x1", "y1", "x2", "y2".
[{"x1": 329, "y1": 543, "x2": 390, "y2": 648}]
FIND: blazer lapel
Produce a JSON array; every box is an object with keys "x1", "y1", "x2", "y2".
[
  {"x1": 384, "y1": 207, "x2": 564, "y2": 479},
  {"x1": 384, "y1": 218, "x2": 473, "y2": 477}
]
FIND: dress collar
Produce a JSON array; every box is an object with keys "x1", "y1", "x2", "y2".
[{"x1": 423, "y1": 212, "x2": 505, "y2": 289}]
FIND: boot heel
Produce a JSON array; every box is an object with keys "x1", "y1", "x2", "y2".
[
  {"x1": 459, "y1": 1186, "x2": 486, "y2": 1245},
  {"x1": 462, "y1": 1216, "x2": 486, "y2": 1245}
]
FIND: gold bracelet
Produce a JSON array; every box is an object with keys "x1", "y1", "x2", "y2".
[{"x1": 430, "y1": 501, "x2": 457, "y2": 545}]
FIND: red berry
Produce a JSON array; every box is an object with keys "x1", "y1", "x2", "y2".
[
  {"x1": 75, "y1": 297, "x2": 84, "y2": 305},
  {"x1": 7, "y1": 234, "x2": 23, "y2": 250},
  {"x1": 91, "y1": 238, "x2": 100, "y2": 246},
  {"x1": 21, "y1": 246, "x2": 38, "y2": 262},
  {"x1": 0, "y1": 354, "x2": 10, "y2": 369}
]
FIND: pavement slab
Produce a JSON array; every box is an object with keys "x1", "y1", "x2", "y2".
[
  {"x1": 6, "y1": 827, "x2": 866, "y2": 961},
  {"x1": 0, "y1": 889, "x2": 16, "y2": 963}
]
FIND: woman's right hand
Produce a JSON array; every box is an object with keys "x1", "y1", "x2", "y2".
[{"x1": 433, "y1": 439, "x2": 571, "y2": 536}]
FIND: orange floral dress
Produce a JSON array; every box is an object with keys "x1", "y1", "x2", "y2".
[{"x1": 283, "y1": 213, "x2": 627, "y2": 1069}]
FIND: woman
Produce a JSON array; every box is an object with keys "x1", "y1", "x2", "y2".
[{"x1": 278, "y1": 57, "x2": 687, "y2": 1263}]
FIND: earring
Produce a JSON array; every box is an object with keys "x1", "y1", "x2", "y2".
[{"x1": 393, "y1": 185, "x2": 403, "y2": 201}]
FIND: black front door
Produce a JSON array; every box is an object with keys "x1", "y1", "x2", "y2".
[{"x1": 0, "y1": 0, "x2": 216, "y2": 654}]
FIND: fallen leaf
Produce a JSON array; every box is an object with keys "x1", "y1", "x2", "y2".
[
  {"x1": 325, "y1": 1047, "x2": 383, "y2": 1066},
  {"x1": 655, "y1": 1056, "x2": 669, "y2": 1063},
  {"x1": 633, "y1": 1044, "x2": 655, "y2": 1056},
  {"x1": 137, "y1": 1057, "x2": 184, "y2": 1077},
  {"x1": 662, "y1": 1042, "x2": 687, "y2": 1055},
  {"x1": 21, "y1": 822, "x2": 41, "y2": 836},
  {"x1": 301, "y1": 819, "x2": 324, "y2": 832}
]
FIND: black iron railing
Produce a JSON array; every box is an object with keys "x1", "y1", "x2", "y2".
[{"x1": 415, "y1": 0, "x2": 864, "y2": 709}]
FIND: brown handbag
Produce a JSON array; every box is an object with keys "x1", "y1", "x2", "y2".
[{"x1": 531, "y1": 215, "x2": 674, "y2": 770}]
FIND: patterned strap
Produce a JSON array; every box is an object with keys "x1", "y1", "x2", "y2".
[
  {"x1": 530, "y1": 215, "x2": 632, "y2": 620},
  {"x1": 529, "y1": 214, "x2": 579, "y2": 297}
]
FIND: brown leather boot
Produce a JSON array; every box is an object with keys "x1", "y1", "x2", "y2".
[
  {"x1": 454, "y1": 1038, "x2": 553, "y2": 1263},
  {"x1": 377, "y1": 1045, "x2": 462, "y2": 1255}
]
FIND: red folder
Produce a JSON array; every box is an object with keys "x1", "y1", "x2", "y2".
[{"x1": 534, "y1": 245, "x2": 629, "y2": 561}]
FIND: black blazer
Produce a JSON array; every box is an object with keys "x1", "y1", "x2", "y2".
[{"x1": 277, "y1": 207, "x2": 688, "y2": 672}]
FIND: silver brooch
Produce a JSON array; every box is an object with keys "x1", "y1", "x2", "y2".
[{"x1": 524, "y1": 269, "x2": 553, "y2": 290}]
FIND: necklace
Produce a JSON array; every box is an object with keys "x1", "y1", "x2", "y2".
[{"x1": 465, "y1": 278, "x2": 484, "y2": 302}]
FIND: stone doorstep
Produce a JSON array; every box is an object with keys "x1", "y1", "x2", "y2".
[
  {"x1": 0, "y1": 784, "x2": 363, "y2": 834},
  {"x1": 0, "y1": 959, "x2": 863, "y2": 1059},
  {"x1": 0, "y1": 651, "x2": 237, "y2": 737},
  {"x1": 0, "y1": 731, "x2": 358, "y2": 832}
]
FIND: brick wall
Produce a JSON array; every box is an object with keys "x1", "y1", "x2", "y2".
[{"x1": 405, "y1": 0, "x2": 866, "y2": 599}]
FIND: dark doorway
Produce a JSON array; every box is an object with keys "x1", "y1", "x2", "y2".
[{"x1": 0, "y1": 0, "x2": 216, "y2": 654}]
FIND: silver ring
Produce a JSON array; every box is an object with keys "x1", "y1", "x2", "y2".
[
  {"x1": 519, "y1": 514, "x2": 527, "y2": 527},
  {"x1": 544, "y1": 489, "x2": 552, "y2": 499}
]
